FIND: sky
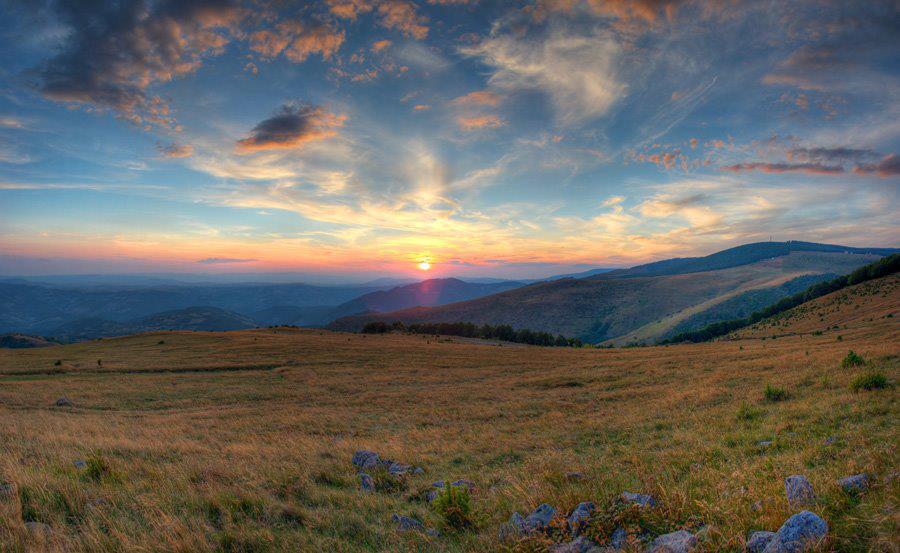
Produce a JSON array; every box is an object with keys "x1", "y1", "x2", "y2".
[{"x1": 0, "y1": 0, "x2": 898, "y2": 280}]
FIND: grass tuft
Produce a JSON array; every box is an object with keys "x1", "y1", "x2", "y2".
[
  {"x1": 763, "y1": 384, "x2": 788, "y2": 402},
  {"x1": 431, "y1": 481, "x2": 477, "y2": 532},
  {"x1": 849, "y1": 371, "x2": 888, "y2": 392},
  {"x1": 841, "y1": 350, "x2": 866, "y2": 368}
]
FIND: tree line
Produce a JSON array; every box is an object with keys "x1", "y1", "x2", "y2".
[
  {"x1": 661, "y1": 253, "x2": 900, "y2": 344},
  {"x1": 360, "y1": 320, "x2": 584, "y2": 348}
]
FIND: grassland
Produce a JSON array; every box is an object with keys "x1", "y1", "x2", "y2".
[{"x1": 0, "y1": 278, "x2": 897, "y2": 552}]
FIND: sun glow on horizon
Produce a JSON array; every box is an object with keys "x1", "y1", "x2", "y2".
[{"x1": 417, "y1": 260, "x2": 431, "y2": 271}]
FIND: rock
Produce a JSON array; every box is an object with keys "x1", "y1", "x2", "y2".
[
  {"x1": 553, "y1": 535, "x2": 603, "y2": 553},
  {"x1": 73, "y1": 459, "x2": 86, "y2": 469},
  {"x1": 498, "y1": 512, "x2": 526, "y2": 541},
  {"x1": 426, "y1": 479, "x2": 473, "y2": 501},
  {"x1": 352, "y1": 450, "x2": 380, "y2": 471},
  {"x1": 524, "y1": 503, "x2": 557, "y2": 532},
  {"x1": 762, "y1": 510, "x2": 828, "y2": 553},
  {"x1": 649, "y1": 529, "x2": 697, "y2": 552},
  {"x1": 24, "y1": 521, "x2": 52, "y2": 536},
  {"x1": 386, "y1": 462, "x2": 413, "y2": 475},
  {"x1": 359, "y1": 473, "x2": 374, "y2": 492},
  {"x1": 54, "y1": 397, "x2": 73, "y2": 407},
  {"x1": 838, "y1": 473, "x2": 868, "y2": 493},
  {"x1": 567, "y1": 501, "x2": 595, "y2": 536},
  {"x1": 621, "y1": 491, "x2": 657, "y2": 508},
  {"x1": 757, "y1": 440, "x2": 773, "y2": 448},
  {"x1": 784, "y1": 475, "x2": 815, "y2": 506},
  {"x1": 746, "y1": 530, "x2": 776, "y2": 552},
  {"x1": 391, "y1": 514, "x2": 425, "y2": 533},
  {"x1": 823, "y1": 436, "x2": 837, "y2": 446},
  {"x1": 610, "y1": 527, "x2": 628, "y2": 549},
  {"x1": 566, "y1": 471, "x2": 586, "y2": 481}
]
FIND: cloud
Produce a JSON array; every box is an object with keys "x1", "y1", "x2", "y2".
[
  {"x1": 197, "y1": 257, "x2": 256, "y2": 264},
  {"x1": 157, "y1": 142, "x2": 194, "y2": 158},
  {"x1": 457, "y1": 114, "x2": 505, "y2": 131},
  {"x1": 325, "y1": 0, "x2": 373, "y2": 20},
  {"x1": 462, "y1": 25, "x2": 624, "y2": 125},
  {"x1": 787, "y1": 147, "x2": 878, "y2": 163},
  {"x1": 721, "y1": 162, "x2": 845, "y2": 175},
  {"x1": 371, "y1": 39, "x2": 392, "y2": 52},
  {"x1": 413, "y1": 104, "x2": 431, "y2": 111},
  {"x1": 37, "y1": 0, "x2": 240, "y2": 128},
  {"x1": 326, "y1": 0, "x2": 428, "y2": 39},
  {"x1": 249, "y1": 21, "x2": 344, "y2": 62},
  {"x1": 451, "y1": 90, "x2": 502, "y2": 107},
  {"x1": 0, "y1": 116, "x2": 25, "y2": 129},
  {"x1": 236, "y1": 104, "x2": 345, "y2": 153},
  {"x1": 853, "y1": 154, "x2": 900, "y2": 177}
]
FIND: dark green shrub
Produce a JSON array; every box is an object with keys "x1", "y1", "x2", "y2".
[
  {"x1": 763, "y1": 384, "x2": 788, "y2": 402},
  {"x1": 850, "y1": 371, "x2": 888, "y2": 392},
  {"x1": 841, "y1": 350, "x2": 865, "y2": 368},
  {"x1": 431, "y1": 481, "x2": 476, "y2": 532}
]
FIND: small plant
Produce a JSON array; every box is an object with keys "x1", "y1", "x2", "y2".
[
  {"x1": 84, "y1": 453, "x2": 116, "y2": 482},
  {"x1": 841, "y1": 350, "x2": 865, "y2": 368},
  {"x1": 368, "y1": 466, "x2": 406, "y2": 494},
  {"x1": 431, "y1": 481, "x2": 476, "y2": 532},
  {"x1": 54, "y1": 360, "x2": 62, "y2": 366},
  {"x1": 850, "y1": 371, "x2": 888, "y2": 392},
  {"x1": 736, "y1": 403, "x2": 764, "y2": 421},
  {"x1": 763, "y1": 384, "x2": 788, "y2": 402}
]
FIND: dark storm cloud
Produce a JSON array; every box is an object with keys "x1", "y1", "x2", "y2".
[{"x1": 236, "y1": 103, "x2": 345, "y2": 153}]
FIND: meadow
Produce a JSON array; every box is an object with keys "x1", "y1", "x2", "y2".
[{"x1": 0, "y1": 278, "x2": 897, "y2": 551}]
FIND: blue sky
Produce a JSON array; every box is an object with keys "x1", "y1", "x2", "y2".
[{"x1": 0, "y1": 0, "x2": 898, "y2": 279}]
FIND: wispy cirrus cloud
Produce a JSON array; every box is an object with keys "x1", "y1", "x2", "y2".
[{"x1": 157, "y1": 142, "x2": 194, "y2": 158}]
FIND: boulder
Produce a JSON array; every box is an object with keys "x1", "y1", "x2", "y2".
[
  {"x1": 783, "y1": 475, "x2": 815, "y2": 506},
  {"x1": 609, "y1": 527, "x2": 628, "y2": 549},
  {"x1": 621, "y1": 491, "x2": 657, "y2": 508},
  {"x1": 649, "y1": 529, "x2": 697, "y2": 552},
  {"x1": 552, "y1": 535, "x2": 603, "y2": 553},
  {"x1": 524, "y1": 503, "x2": 557, "y2": 532},
  {"x1": 567, "y1": 501, "x2": 595, "y2": 536},
  {"x1": 352, "y1": 450, "x2": 380, "y2": 471},
  {"x1": 838, "y1": 473, "x2": 868, "y2": 493},
  {"x1": 762, "y1": 511, "x2": 828, "y2": 553},
  {"x1": 54, "y1": 397, "x2": 73, "y2": 407},
  {"x1": 746, "y1": 530, "x2": 776, "y2": 552},
  {"x1": 359, "y1": 473, "x2": 374, "y2": 492},
  {"x1": 391, "y1": 514, "x2": 425, "y2": 533},
  {"x1": 498, "y1": 512, "x2": 526, "y2": 541}
]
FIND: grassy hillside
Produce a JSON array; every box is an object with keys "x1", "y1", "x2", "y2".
[
  {"x1": 331, "y1": 251, "x2": 882, "y2": 342},
  {"x1": 0, "y1": 288, "x2": 896, "y2": 551},
  {"x1": 48, "y1": 307, "x2": 258, "y2": 342}
]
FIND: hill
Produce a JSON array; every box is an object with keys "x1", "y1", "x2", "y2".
[
  {"x1": 0, "y1": 333, "x2": 56, "y2": 348},
  {"x1": 0, "y1": 298, "x2": 895, "y2": 550},
  {"x1": 330, "y1": 243, "x2": 890, "y2": 342},
  {"x1": 48, "y1": 306, "x2": 257, "y2": 341},
  {"x1": 326, "y1": 278, "x2": 524, "y2": 320}
]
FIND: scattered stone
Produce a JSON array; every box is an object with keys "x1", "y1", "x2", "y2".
[
  {"x1": 359, "y1": 473, "x2": 374, "y2": 492},
  {"x1": 566, "y1": 471, "x2": 586, "y2": 481},
  {"x1": 54, "y1": 397, "x2": 73, "y2": 407},
  {"x1": 746, "y1": 530, "x2": 777, "y2": 553},
  {"x1": 352, "y1": 450, "x2": 380, "y2": 471},
  {"x1": 524, "y1": 503, "x2": 557, "y2": 533},
  {"x1": 784, "y1": 475, "x2": 815, "y2": 506},
  {"x1": 762, "y1": 510, "x2": 828, "y2": 553},
  {"x1": 553, "y1": 535, "x2": 603, "y2": 553},
  {"x1": 838, "y1": 473, "x2": 868, "y2": 493},
  {"x1": 649, "y1": 529, "x2": 697, "y2": 552},
  {"x1": 609, "y1": 527, "x2": 628, "y2": 549},
  {"x1": 73, "y1": 459, "x2": 86, "y2": 469},
  {"x1": 823, "y1": 436, "x2": 837, "y2": 446},
  {"x1": 24, "y1": 521, "x2": 52, "y2": 537},
  {"x1": 391, "y1": 514, "x2": 425, "y2": 533},
  {"x1": 567, "y1": 501, "x2": 595, "y2": 536},
  {"x1": 426, "y1": 479, "x2": 474, "y2": 501},
  {"x1": 498, "y1": 512, "x2": 526, "y2": 541},
  {"x1": 386, "y1": 462, "x2": 414, "y2": 476},
  {"x1": 757, "y1": 440, "x2": 773, "y2": 448},
  {"x1": 621, "y1": 491, "x2": 657, "y2": 508}
]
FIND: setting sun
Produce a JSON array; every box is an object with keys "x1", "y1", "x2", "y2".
[{"x1": 417, "y1": 261, "x2": 431, "y2": 271}]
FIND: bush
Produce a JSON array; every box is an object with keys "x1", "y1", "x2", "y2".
[
  {"x1": 763, "y1": 384, "x2": 788, "y2": 402},
  {"x1": 841, "y1": 350, "x2": 865, "y2": 368},
  {"x1": 431, "y1": 481, "x2": 476, "y2": 532},
  {"x1": 850, "y1": 371, "x2": 888, "y2": 392}
]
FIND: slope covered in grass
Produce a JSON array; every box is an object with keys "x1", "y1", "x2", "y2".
[{"x1": 0, "y1": 300, "x2": 897, "y2": 550}]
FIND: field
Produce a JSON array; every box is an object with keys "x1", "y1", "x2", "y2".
[{"x1": 0, "y1": 279, "x2": 897, "y2": 551}]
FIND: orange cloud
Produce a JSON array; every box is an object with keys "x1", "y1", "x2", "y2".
[
  {"x1": 157, "y1": 142, "x2": 194, "y2": 158},
  {"x1": 249, "y1": 22, "x2": 344, "y2": 62},
  {"x1": 371, "y1": 39, "x2": 392, "y2": 52},
  {"x1": 413, "y1": 104, "x2": 431, "y2": 111},
  {"x1": 451, "y1": 90, "x2": 502, "y2": 107},
  {"x1": 457, "y1": 114, "x2": 505, "y2": 131},
  {"x1": 720, "y1": 162, "x2": 844, "y2": 175},
  {"x1": 377, "y1": 0, "x2": 429, "y2": 39},
  {"x1": 236, "y1": 104, "x2": 345, "y2": 153}
]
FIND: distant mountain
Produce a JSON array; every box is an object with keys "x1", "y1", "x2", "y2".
[
  {"x1": 329, "y1": 242, "x2": 898, "y2": 343},
  {"x1": 0, "y1": 333, "x2": 56, "y2": 348},
  {"x1": 0, "y1": 281, "x2": 387, "y2": 335},
  {"x1": 326, "y1": 278, "x2": 525, "y2": 320},
  {"x1": 48, "y1": 306, "x2": 257, "y2": 341}
]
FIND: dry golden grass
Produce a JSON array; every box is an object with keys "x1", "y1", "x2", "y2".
[{"x1": 0, "y1": 279, "x2": 897, "y2": 552}]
